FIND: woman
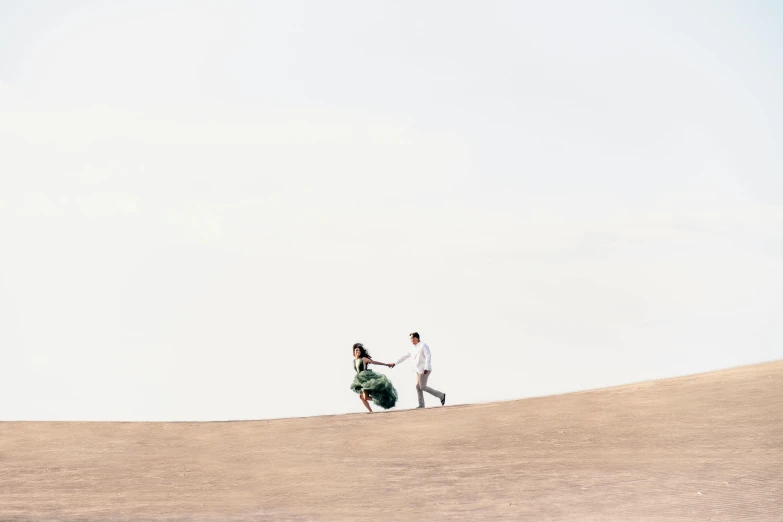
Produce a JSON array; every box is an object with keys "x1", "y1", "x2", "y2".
[{"x1": 350, "y1": 342, "x2": 398, "y2": 413}]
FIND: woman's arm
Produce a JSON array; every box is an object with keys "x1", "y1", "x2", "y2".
[{"x1": 362, "y1": 357, "x2": 393, "y2": 367}]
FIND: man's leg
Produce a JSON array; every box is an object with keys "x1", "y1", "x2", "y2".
[
  {"x1": 415, "y1": 372, "x2": 425, "y2": 408},
  {"x1": 417, "y1": 372, "x2": 444, "y2": 405}
]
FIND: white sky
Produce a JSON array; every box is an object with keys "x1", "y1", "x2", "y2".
[{"x1": 1, "y1": 1, "x2": 781, "y2": 421}]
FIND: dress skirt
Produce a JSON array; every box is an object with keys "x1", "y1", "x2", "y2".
[{"x1": 350, "y1": 370, "x2": 398, "y2": 409}]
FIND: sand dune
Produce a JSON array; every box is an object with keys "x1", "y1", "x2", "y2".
[{"x1": 1, "y1": 361, "x2": 781, "y2": 521}]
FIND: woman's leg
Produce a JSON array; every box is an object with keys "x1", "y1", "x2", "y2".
[{"x1": 360, "y1": 391, "x2": 373, "y2": 413}]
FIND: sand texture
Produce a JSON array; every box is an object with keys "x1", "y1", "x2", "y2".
[{"x1": 1, "y1": 361, "x2": 781, "y2": 521}]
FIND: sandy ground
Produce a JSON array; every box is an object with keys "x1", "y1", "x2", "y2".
[{"x1": 1, "y1": 361, "x2": 781, "y2": 521}]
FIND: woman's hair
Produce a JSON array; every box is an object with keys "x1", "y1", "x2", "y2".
[{"x1": 353, "y1": 342, "x2": 371, "y2": 359}]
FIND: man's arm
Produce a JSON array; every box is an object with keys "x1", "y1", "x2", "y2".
[
  {"x1": 423, "y1": 343, "x2": 432, "y2": 373},
  {"x1": 395, "y1": 352, "x2": 411, "y2": 366}
]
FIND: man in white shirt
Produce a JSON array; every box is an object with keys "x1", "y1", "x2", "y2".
[{"x1": 391, "y1": 332, "x2": 446, "y2": 408}]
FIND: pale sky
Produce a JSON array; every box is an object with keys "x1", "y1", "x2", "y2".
[{"x1": 1, "y1": 1, "x2": 781, "y2": 421}]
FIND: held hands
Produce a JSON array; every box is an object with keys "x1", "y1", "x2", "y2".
[{"x1": 388, "y1": 363, "x2": 395, "y2": 368}]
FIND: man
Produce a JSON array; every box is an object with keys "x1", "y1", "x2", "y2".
[{"x1": 391, "y1": 332, "x2": 446, "y2": 408}]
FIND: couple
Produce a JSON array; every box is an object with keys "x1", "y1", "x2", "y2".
[{"x1": 351, "y1": 332, "x2": 447, "y2": 414}]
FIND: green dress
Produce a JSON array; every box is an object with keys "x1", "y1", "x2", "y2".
[{"x1": 350, "y1": 358, "x2": 398, "y2": 409}]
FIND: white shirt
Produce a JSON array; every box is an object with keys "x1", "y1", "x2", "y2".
[{"x1": 396, "y1": 342, "x2": 432, "y2": 374}]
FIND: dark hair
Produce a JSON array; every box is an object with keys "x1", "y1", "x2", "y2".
[
  {"x1": 353, "y1": 342, "x2": 371, "y2": 359},
  {"x1": 410, "y1": 332, "x2": 420, "y2": 340}
]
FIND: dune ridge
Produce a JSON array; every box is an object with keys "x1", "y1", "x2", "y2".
[{"x1": 1, "y1": 361, "x2": 781, "y2": 521}]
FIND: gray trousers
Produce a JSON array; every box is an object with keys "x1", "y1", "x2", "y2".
[{"x1": 416, "y1": 371, "x2": 444, "y2": 408}]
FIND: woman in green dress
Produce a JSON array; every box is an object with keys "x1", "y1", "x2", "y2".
[{"x1": 351, "y1": 342, "x2": 398, "y2": 413}]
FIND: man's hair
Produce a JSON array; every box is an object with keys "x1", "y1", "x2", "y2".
[{"x1": 409, "y1": 332, "x2": 420, "y2": 340}]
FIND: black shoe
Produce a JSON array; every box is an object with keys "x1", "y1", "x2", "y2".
[{"x1": 441, "y1": 394, "x2": 446, "y2": 406}]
